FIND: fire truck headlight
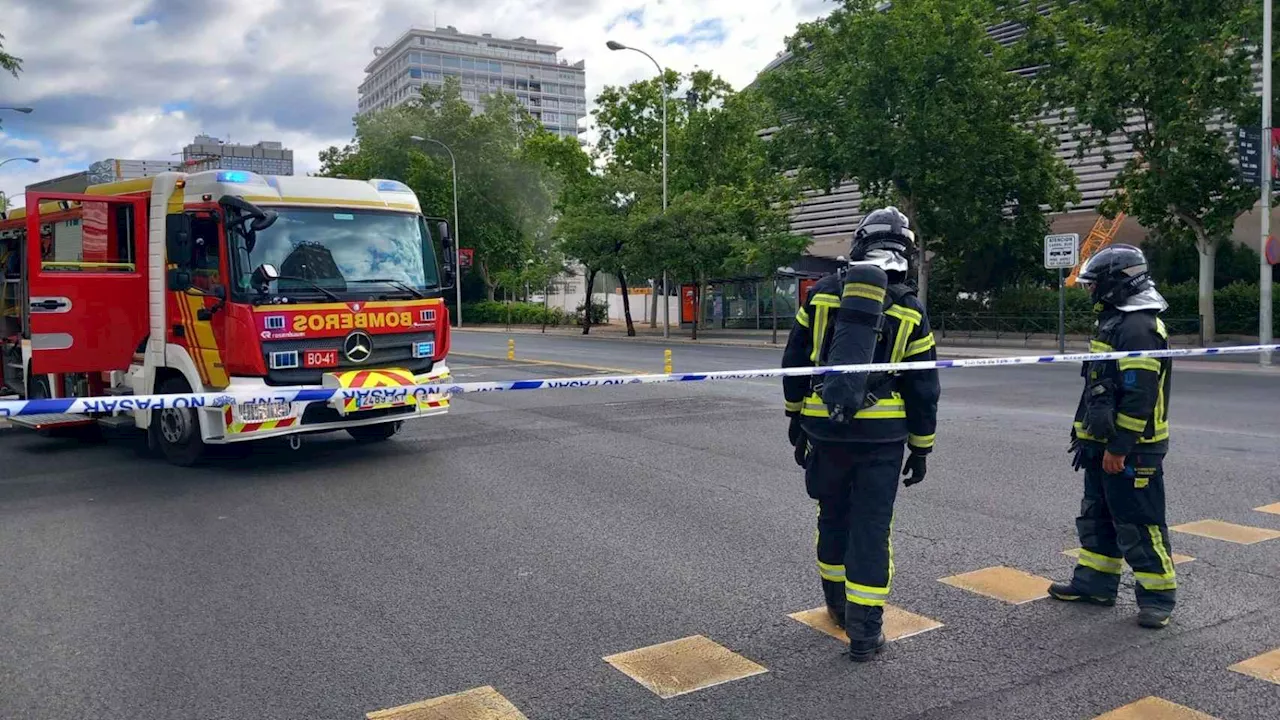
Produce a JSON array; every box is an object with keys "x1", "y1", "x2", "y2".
[{"x1": 239, "y1": 400, "x2": 291, "y2": 422}]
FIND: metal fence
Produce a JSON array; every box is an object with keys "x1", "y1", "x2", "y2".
[{"x1": 934, "y1": 312, "x2": 1203, "y2": 345}]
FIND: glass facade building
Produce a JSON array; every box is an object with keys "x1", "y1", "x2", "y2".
[{"x1": 358, "y1": 26, "x2": 587, "y2": 139}]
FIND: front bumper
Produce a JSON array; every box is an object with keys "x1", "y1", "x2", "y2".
[{"x1": 205, "y1": 363, "x2": 451, "y2": 444}]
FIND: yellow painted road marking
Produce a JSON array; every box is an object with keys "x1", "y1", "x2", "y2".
[
  {"x1": 789, "y1": 604, "x2": 943, "y2": 644},
  {"x1": 1093, "y1": 696, "x2": 1219, "y2": 720},
  {"x1": 938, "y1": 566, "x2": 1051, "y2": 605},
  {"x1": 1255, "y1": 502, "x2": 1280, "y2": 516},
  {"x1": 450, "y1": 352, "x2": 645, "y2": 375},
  {"x1": 603, "y1": 634, "x2": 767, "y2": 699},
  {"x1": 1171, "y1": 519, "x2": 1280, "y2": 545},
  {"x1": 1063, "y1": 547, "x2": 1195, "y2": 565},
  {"x1": 1229, "y1": 647, "x2": 1280, "y2": 685},
  {"x1": 366, "y1": 686, "x2": 528, "y2": 720}
]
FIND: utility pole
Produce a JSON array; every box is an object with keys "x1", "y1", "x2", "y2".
[{"x1": 1262, "y1": 0, "x2": 1274, "y2": 366}]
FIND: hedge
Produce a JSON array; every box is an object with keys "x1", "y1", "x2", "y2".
[
  {"x1": 930, "y1": 281, "x2": 1279, "y2": 337},
  {"x1": 462, "y1": 301, "x2": 570, "y2": 327}
]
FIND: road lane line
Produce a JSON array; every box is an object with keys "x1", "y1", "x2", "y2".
[
  {"x1": 938, "y1": 566, "x2": 1052, "y2": 605},
  {"x1": 1093, "y1": 696, "x2": 1219, "y2": 719},
  {"x1": 1229, "y1": 647, "x2": 1280, "y2": 686},
  {"x1": 1254, "y1": 502, "x2": 1280, "y2": 516},
  {"x1": 603, "y1": 634, "x2": 768, "y2": 699},
  {"x1": 365, "y1": 685, "x2": 528, "y2": 719},
  {"x1": 789, "y1": 604, "x2": 943, "y2": 644},
  {"x1": 1171, "y1": 520, "x2": 1280, "y2": 545}
]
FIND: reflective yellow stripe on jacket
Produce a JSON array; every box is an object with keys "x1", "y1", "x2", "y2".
[{"x1": 802, "y1": 393, "x2": 907, "y2": 420}]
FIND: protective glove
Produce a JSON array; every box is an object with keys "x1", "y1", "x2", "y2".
[
  {"x1": 1069, "y1": 435, "x2": 1086, "y2": 472},
  {"x1": 788, "y1": 415, "x2": 803, "y2": 448},
  {"x1": 901, "y1": 452, "x2": 927, "y2": 487},
  {"x1": 794, "y1": 438, "x2": 810, "y2": 468}
]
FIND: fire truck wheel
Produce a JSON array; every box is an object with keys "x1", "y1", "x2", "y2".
[
  {"x1": 346, "y1": 421, "x2": 402, "y2": 443},
  {"x1": 26, "y1": 373, "x2": 51, "y2": 400},
  {"x1": 149, "y1": 377, "x2": 206, "y2": 466}
]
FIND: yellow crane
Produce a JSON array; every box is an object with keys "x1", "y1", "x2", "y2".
[{"x1": 1066, "y1": 211, "x2": 1126, "y2": 286}]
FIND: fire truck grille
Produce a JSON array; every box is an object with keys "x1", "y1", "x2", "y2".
[{"x1": 261, "y1": 331, "x2": 435, "y2": 386}]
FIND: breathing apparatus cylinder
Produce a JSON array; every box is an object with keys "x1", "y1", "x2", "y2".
[{"x1": 821, "y1": 264, "x2": 888, "y2": 424}]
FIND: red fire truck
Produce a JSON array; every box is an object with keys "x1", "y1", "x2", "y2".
[{"x1": 0, "y1": 170, "x2": 456, "y2": 465}]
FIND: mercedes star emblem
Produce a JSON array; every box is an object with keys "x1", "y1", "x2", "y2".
[{"x1": 343, "y1": 331, "x2": 373, "y2": 364}]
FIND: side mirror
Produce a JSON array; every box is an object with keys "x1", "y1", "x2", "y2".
[
  {"x1": 167, "y1": 268, "x2": 192, "y2": 292},
  {"x1": 250, "y1": 210, "x2": 278, "y2": 232},
  {"x1": 251, "y1": 263, "x2": 280, "y2": 293},
  {"x1": 166, "y1": 214, "x2": 193, "y2": 266},
  {"x1": 436, "y1": 220, "x2": 452, "y2": 244}
]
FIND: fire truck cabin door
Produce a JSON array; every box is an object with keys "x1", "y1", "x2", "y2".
[{"x1": 25, "y1": 191, "x2": 149, "y2": 375}]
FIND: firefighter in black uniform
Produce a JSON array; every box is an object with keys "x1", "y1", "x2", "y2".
[
  {"x1": 783, "y1": 208, "x2": 941, "y2": 661},
  {"x1": 1050, "y1": 244, "x2": 1177, "y2": 629}
]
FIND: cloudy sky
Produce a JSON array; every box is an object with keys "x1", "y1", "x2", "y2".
[{"x1": 0, "y1": 0, "x2": 831, "y2": 207}]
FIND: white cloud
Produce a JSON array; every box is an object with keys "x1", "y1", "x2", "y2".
[{"x1": 0, "y1": 0, "x2": 832, "y2": 207}]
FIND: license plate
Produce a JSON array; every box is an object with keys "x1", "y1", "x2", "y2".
[{"x1": 304, "y1": 350, "x2": 338, "y2": 368}]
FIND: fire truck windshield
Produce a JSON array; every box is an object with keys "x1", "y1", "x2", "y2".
[{"x1": 230, "y1": 207, "x2": 441, "y2": 301}]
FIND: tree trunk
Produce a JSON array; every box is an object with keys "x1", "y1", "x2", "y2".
[
  {"x1": 479, "y1": 260, "x2": 496, "y2": 302},
  {"x1": 916, "y1": 236, "x2": 930, "y2": 308},
  {"x1": 582, "y1": 267, "x2": 597, "y2": 335},
  {"x1": 649, "y1": 281, "x2": 659, "y2": 328},
  {"x1": 618, "y1": 270, "x2": 636, "y2": 336},
  {"x1": 1196, "y1": 234, "x2": 1217, "y2": 344}
]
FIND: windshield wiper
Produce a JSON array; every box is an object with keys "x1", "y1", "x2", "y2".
[
  {"x1": 348, "y1": 278, "x2": 427, "y2": 299},
  {"x1": 272, "y1": 274, "x2": 344, "y2": 301}
]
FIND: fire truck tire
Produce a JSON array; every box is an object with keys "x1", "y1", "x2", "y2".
[
  {"x1": 26, "y1": 373, "x2": 51, "y2": 400},
  {"x1": 149, "y1": 376, "x2": 206, "y2": 466},
  {"x1": 346, "y1": 421, "x2": 402, "y2": 443}
]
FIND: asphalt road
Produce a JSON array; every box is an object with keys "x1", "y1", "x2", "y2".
[{"x1": 2, "y1": 331, "x2": 1278, "y2": 720}]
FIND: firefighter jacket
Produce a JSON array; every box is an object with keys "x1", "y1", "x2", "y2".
[
  {"x1": 782, "y1": 271, "x2": 941, "y2": 452},
  {"x1": 1073, "y1": 308, "x2": 1172, "y2": 456}
]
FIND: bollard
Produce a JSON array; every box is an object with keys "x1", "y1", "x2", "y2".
[
  {"x1": 508, "y1": 338, "x2": 515, "y2": 361},
  {"x1": 664, "y1": 349, "x2": 673, "y2": 374}
]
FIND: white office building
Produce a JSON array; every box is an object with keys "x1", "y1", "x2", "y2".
[{"x1": 358, "y1": 26, "x2": 588, "y2": 139}]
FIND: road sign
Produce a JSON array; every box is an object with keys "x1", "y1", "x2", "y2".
[
  {"x1": 1044, "y1": 233, "x2": 1080, "y2": 269},
  {"x1": 458, "y1": 248, "x2": 473, "y2": 270},
  {"x1": 1239, "y1": 126, "x2": 1263, "y2": 187}
]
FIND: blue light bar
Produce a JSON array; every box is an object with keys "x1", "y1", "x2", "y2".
[
  {"x1": 373, "y1": 179, "x2": 413, "y2": 193},
  {"x1": 217, "y1": 171, "x2": 253, "y2": 183},
  {"x1": 269, "y1": 351, "x2": 300, "y2": 369},
  {"x1": 413, "y1": 341, "x2": 435, "y2": 359}
]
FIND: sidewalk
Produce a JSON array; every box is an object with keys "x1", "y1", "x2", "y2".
[{"x1": 457, "y1": 324, "x2": 1280, "y2": 374}]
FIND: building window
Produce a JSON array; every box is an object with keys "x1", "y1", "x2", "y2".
[
  {"x1": 409, "y1": 67, "x2": 421, "y2": 79},
  {"x1": 443, "y1": 56, "x2": 460, "y2": 69},
  {"x1": 460, "y1": 57, "x2": 474, "y2": 70},
  {"x1": 423, "y1": 53, "x2": 440, "y2": 65},
  {"x1": 503, "y1": 78, "x2": 515, "y2": 89},
  {"x1": 517, "y1": 79, "x2": 528, "y2": 90},
  {"x1": 529, "y1": 81, "x2": 541, "y2": 92},
  {"x1": 462, "y1": 72, "x2": 476, "y2": 85}
]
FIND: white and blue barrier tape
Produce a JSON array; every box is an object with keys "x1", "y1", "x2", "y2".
[{"x1": 1, "y1": 344, "x2": 1276, "y2": 419}]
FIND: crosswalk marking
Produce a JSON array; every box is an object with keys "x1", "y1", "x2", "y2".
[
  {"x1": 789, "y1": 604, "x2": 943, "y2": 643},
  {"x1": 938, "y1": 566, "x2": 1052, "y2": 605},
  {"x1": 365, "y1": 686, "x2": 528, "y2": 720},
  {"x1": 1092, "y1": 696, "x2": 1218, "y2": 719},
  {"x1": 1171, "y1": 519, "x2": 1280, "y2": 545},
  {"x1": 1255, "y1": 502, "x2": 1280, "y2": 516},
  {"x1": 1228, "y1": 647, "x2": 1280, "y2": 686},
  {"x1": 1063, "y1": 547, "x2": 1195, "y2": 565},
  {"x1": 603, "y1": 634, "x2": 768, "y2": 699}
]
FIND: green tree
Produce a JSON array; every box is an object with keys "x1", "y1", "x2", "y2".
[
  {"x1": 759, "y1": 0, "x2": 1077, "y2": 305},
  {"x1": 593, "y1": 71, "x2": 807, "y2": 333},
  {"x1": 1024, "y1": 0, "x2": 1260, "y2": 340},
  {"x1": 0, "y1": 32, "x2": 20, "y2": 78},
  {"x1": 318, "y1": 79, "x2": 559, "y2": 301}
]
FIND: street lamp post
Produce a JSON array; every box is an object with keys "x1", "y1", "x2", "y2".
[
  {"x1": 607, "y1": 39, "x2": 669, "y2": 339},
  {"x1": 1261, "y1": 0, "x2": 1274, "y2": 367},
  {"x1": 0, "y1": 157, "x2": 39, "y2": 170},
  {"x1": 409, "y1": 135, "x2": 463, "y2": 329}
]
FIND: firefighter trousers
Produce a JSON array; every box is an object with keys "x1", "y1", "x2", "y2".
[
  {"x1": 805, "y1": 440, "x2": 904, "y2": 642},
  {"x1": 1071, "y1": 451, "x2": 1177, "y2": 611}
]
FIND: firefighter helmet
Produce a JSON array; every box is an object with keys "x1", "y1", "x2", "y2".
[
  {"x1": 1076, "y1": 244, "x2": 1153, "y2": 307},
  {"x1": 850, "y1": 207, "x2": 916, "y2": 263}
]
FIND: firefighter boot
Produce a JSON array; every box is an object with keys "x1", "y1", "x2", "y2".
[
  {"x1": 1048, "y1": 581, "x2": 1117, "y2": 607},
  {"x1": 845, "y1": 604, "x2": 886, "y2": 662},
  {"x1": 1137, "y1": 605, "x2": 1173, "y2": 630}
]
